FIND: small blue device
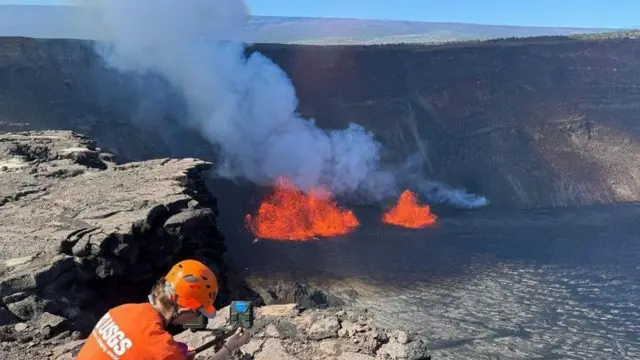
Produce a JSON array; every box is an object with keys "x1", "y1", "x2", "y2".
[{"x1": 229, "y1": 301, "x2": 253, "y2": 329}]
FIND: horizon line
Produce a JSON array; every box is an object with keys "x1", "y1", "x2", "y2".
[{"x1": 0, "y1": 4, "x2": 626, "y2": 31}]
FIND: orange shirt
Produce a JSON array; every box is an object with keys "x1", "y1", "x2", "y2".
[{"x1": 76, "y1": 303, "x2": 186, "y2": 360}]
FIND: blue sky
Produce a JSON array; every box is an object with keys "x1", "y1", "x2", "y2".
[{"x1": 1, "y1": 0, "x2": 638, "y2": 29}]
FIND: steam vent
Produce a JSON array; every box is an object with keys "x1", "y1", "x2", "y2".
[{"x1": 1, "y1": 4, "x2": 640, "y2": 360}]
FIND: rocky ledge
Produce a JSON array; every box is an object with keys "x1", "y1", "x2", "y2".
[
  {"x1": 176, "y1": 303, "x2": 431, "y2": 360},
  {"x1": 0, "y1": 130, "x2": 226, "y2": 357}
]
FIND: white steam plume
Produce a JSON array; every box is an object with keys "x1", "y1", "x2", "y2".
[
  {"x1": 401, "y1": 153, "x2": 489, "y2": 209},
  {"x1": 69, "y1": 0, "x2": 488, "y2": 208}
]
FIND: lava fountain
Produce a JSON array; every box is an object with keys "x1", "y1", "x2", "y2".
[
  {"x1": 382, "y1": 190, "x2": 437, "y2": 229},
  {"x1": 245, "y1": 178, "x2": 360, "y2": 241}
]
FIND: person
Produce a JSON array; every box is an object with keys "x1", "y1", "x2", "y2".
[{"x1": 76, "y1": 259, "x2": 251, "y2": 360}]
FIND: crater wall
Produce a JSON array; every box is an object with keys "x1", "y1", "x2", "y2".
[{"x1": 1, "y1": 36, "x2": 638, "y2": 209}]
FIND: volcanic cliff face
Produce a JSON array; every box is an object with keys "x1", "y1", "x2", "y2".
[
  {"x1": 255, "y1": 40, "x2": 640, "y2": 209},
  {"x1": 0, "y1": 131, "x2": 227, "y2": 349},
  {"x1": 0, "y1": 36, "x2": 639, "y2": 210}
]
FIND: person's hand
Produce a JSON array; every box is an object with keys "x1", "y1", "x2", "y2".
[
  {"x1": 185, "y1": 350, "x2": 196, "y2": 360},
  {"x1": 224, "y1": 327, "x2": 251, "y2": 352},
  {"x1": 175, "y1": 341, "x2": 192, "y2": 358}
]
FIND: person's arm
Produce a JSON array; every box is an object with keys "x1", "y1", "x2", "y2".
[{"x1": 205, "y1": 327, "x2": 251, "y2": 360}]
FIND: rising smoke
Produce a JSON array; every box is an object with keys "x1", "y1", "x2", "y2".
[{"x1": 70, "y1": 0, "x2": 488, "y2": 208}]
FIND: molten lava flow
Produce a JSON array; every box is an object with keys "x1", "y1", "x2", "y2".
[
  {"x1": 382, "y1": 190, "x2": 437, "y2": 229},
  {"x1": 246, "y1": 178, "x2": 360, "y2": 241}
]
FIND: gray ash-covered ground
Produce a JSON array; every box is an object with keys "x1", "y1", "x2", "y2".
[
  {"x1": 176, "y1": 303, "x2": 430, "y2": 360},
  {"x1": 214, "y1": 179, "x2": 640, "y2": 360}
]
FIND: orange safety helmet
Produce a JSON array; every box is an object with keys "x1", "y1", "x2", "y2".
[{"x1": 164, "y1": 259, "x2": 219, "y2": 318}]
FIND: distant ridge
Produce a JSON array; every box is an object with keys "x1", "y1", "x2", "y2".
[
  {"x1": 0, "y1": 5, "x2": 621, "y2": 44},
  {"x1": 246, "y1": 15, "x2": 620, "y2": 45}
]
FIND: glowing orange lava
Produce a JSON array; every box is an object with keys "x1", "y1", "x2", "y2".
[
  {"x1": 245, "y1": 178, "x2": 360, "y2": 241},
  {"x1": 382, "y1": 190, "x2": 437, "y2": 229}
]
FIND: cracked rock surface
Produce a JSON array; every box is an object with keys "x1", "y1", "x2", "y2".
[
  {"x1": 176, "y1": 304, "x2": 431, "y2": 360},
  {"x1": 0, "y1": 130, "x2": 227, "y2": 359}
]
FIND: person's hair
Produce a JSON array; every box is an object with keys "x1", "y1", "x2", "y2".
[{"x1": 150, "y1": 277, "x2": 178, "y2": 312}]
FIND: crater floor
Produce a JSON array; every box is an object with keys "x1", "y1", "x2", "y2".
[{"x1": 223, "y1": 199, "x2": 640, "y2": 360}]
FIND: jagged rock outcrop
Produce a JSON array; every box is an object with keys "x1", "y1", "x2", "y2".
[
  {"x1": 176, "y1": 304, "x2": 431, "y2": 360},
  {"x1": 244, "y1": 279, "x2": 345, "y2": 310},
  {"x1": 0, "y1": 130, "x2": 227, "y2": 357}
]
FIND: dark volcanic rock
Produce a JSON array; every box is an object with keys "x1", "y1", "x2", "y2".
[
  {"x1": 247, "y1": 278, "x2": 345, "y2": 310},
  {"x1": 0, "y1": 130, "x2": 226, "y2": 343},
  {"x1": 0, "y1": 308, "x2": 19, "y2": 326},
  {"x1": 36, "y1": 312, "x2": 67, "y2": 339},
  {"x1": 4, "y1": 295, "x2": 44, "y2": 322}
]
